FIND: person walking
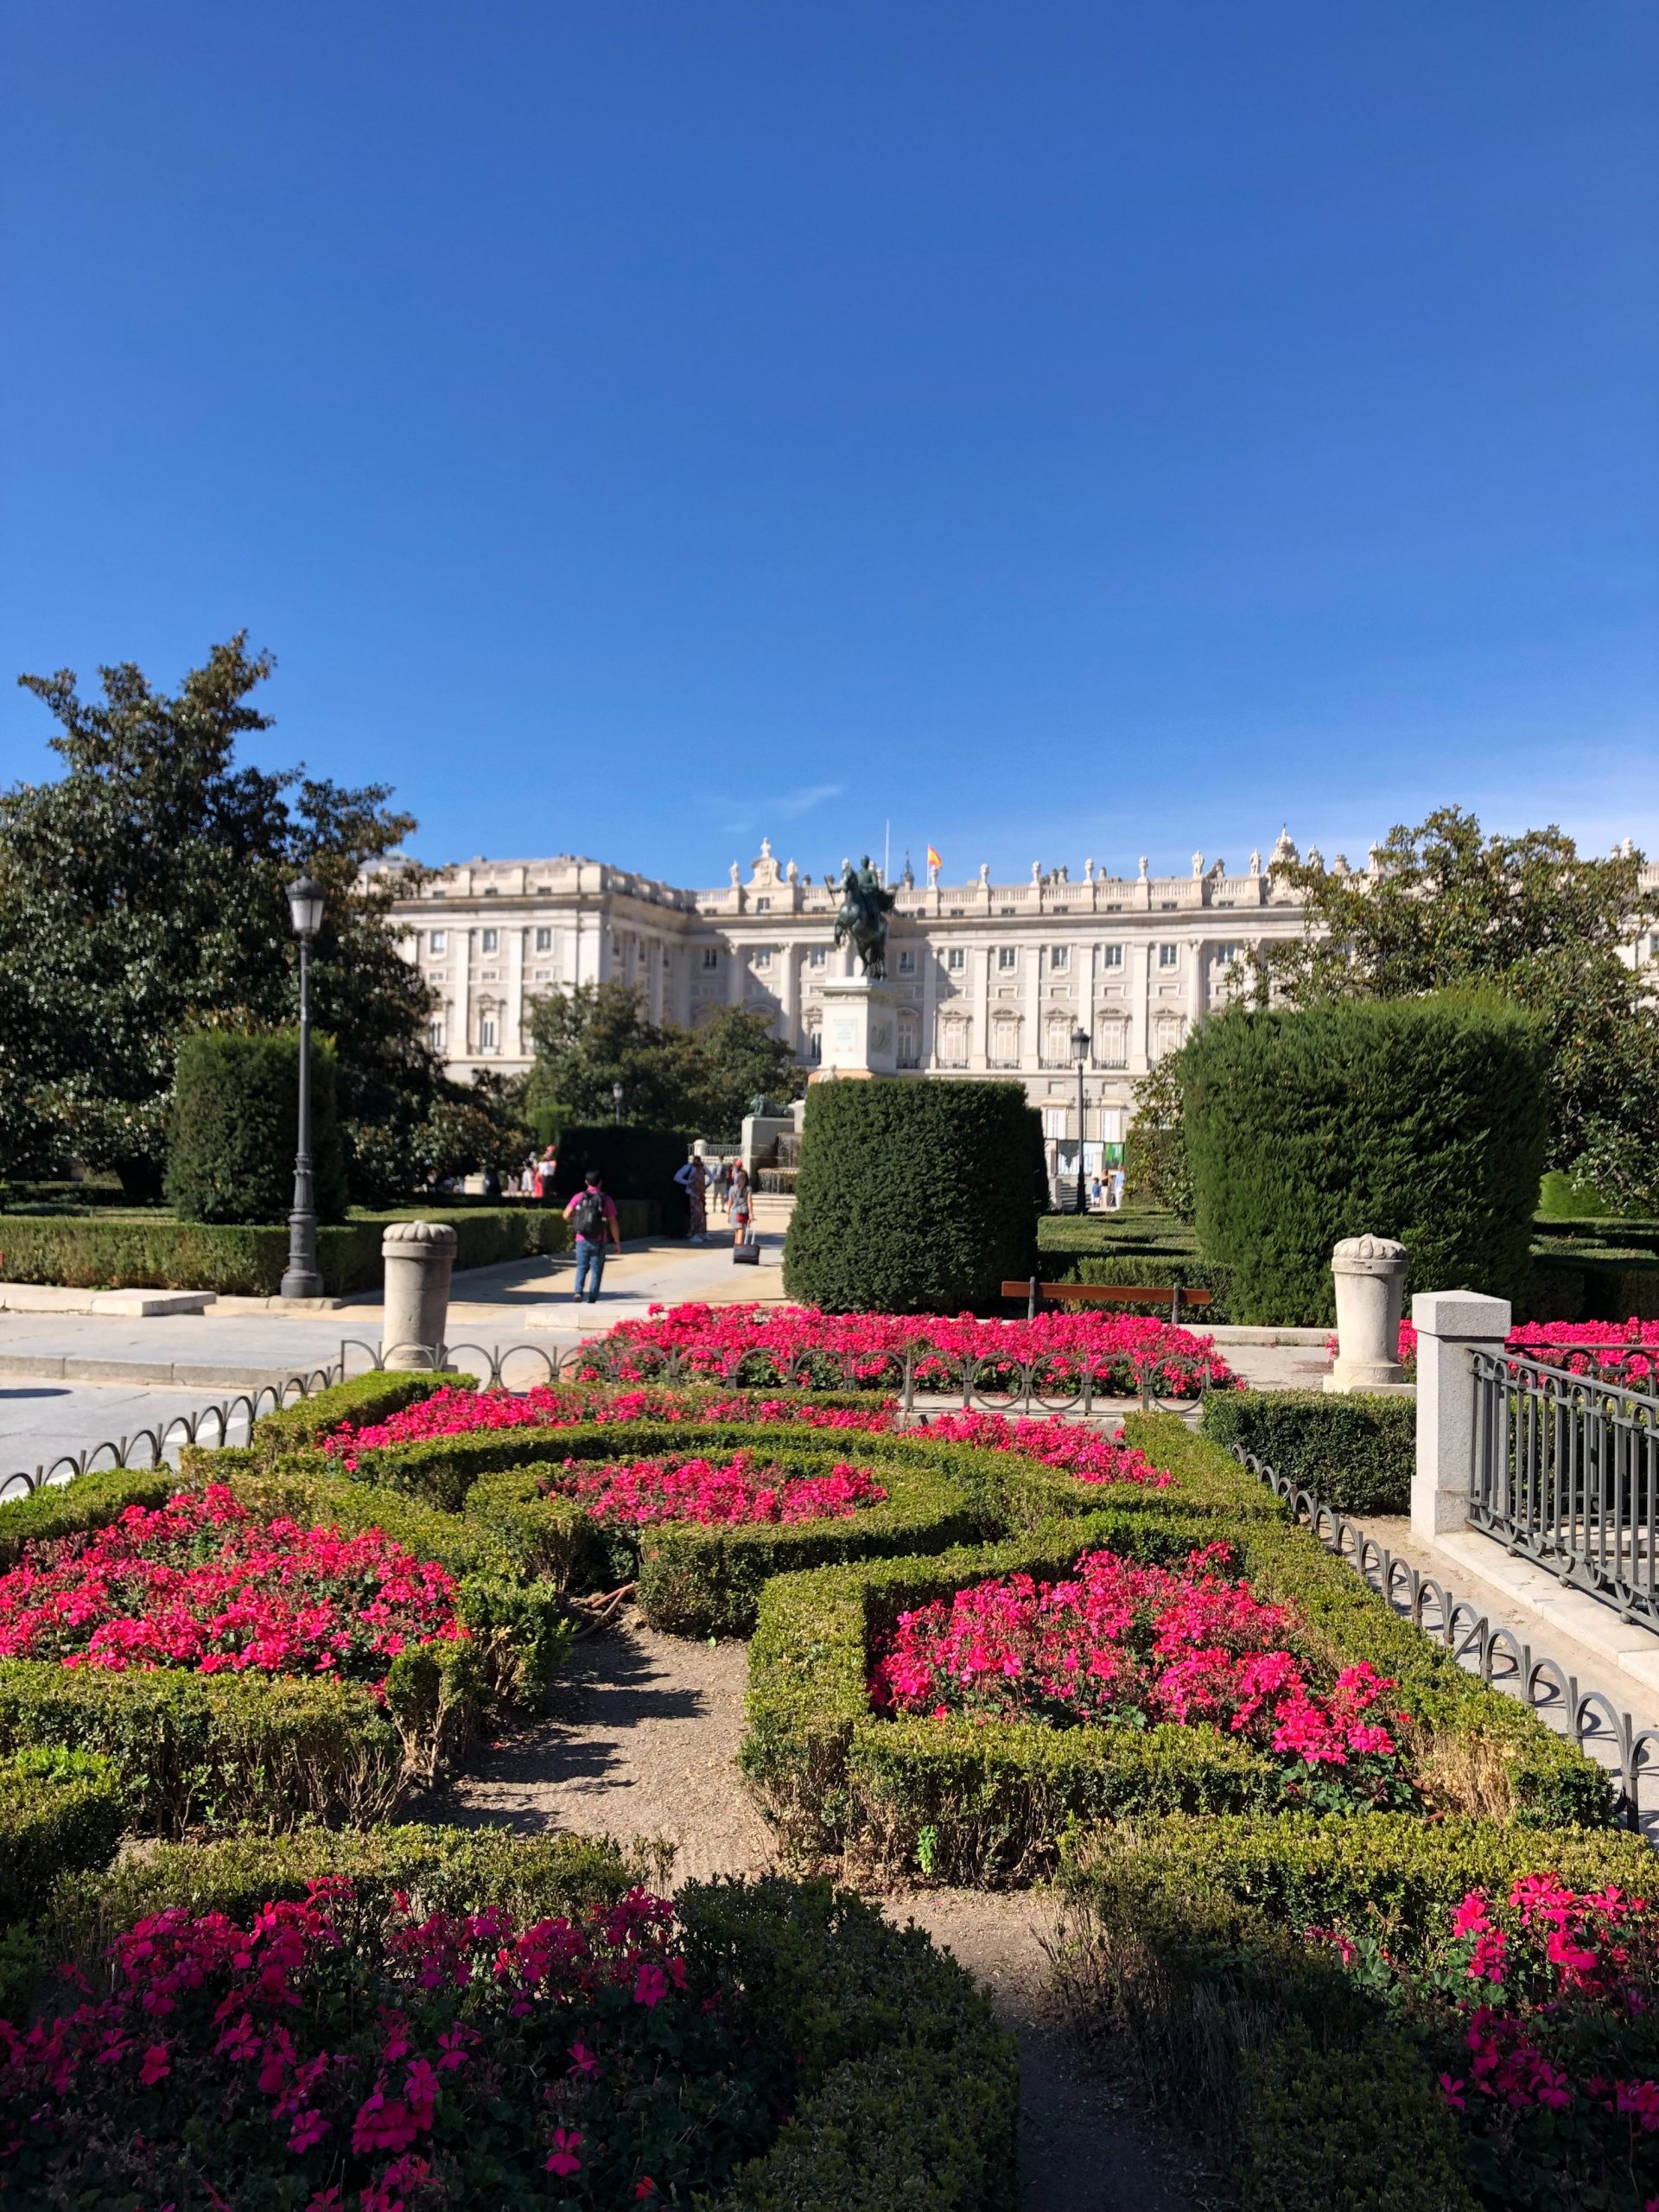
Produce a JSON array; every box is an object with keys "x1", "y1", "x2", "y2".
[
  {"x1": 675, "y1": 1152, "x2": 709, "y2": 1242},
  {"x1": 535, "y1": 1144, "x2": 559, "y2": 1203},
  {"x1": 728, "y1": 1161, "x2": 753, "y2": 1249},
  {"x1": 563, "y1": 1170, "x2": 621, "y2": 1302},
  {"x1": 1089, "y1": 1173, "x2": 1104, "y2": 1211}
]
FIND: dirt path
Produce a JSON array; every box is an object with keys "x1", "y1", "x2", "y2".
[{"x1": 437, "y1": 1614, "x2": 1203, "y2": 2212}]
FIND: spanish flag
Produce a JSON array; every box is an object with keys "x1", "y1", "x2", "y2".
[{"x1": 926, "y1": 845, "x2": 943, "y2": 872}]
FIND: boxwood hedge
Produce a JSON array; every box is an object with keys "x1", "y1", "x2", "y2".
[
  {"x1": 16, "y1": 1831, "x2": 1018, "y2": 2212},
  {"x1": 1198, "y1": 1387, "x2": 1416, "y2": 1516},
  {"x1": 1054, "y1": 1812, "x2": 1657, "y2": 2212},
  {"x1": 743, "y1": 1422, "x2": 1611, "y2": 1882}
]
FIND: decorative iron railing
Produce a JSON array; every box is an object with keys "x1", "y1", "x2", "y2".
[
  {"x1": 1229, "y1": 1441, "x2": 1659, "y2": 1839},
  {"x1": 1470, "y1": 1349, "x2": 1659, "y2": 1629}
]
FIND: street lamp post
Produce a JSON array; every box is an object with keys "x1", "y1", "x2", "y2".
[
  {"x1": 1071, "y1": 1024, "x2": 1090, "y2": 1216},
  {"x1": 280, "y1": 873, "x2": 327, "y2": 1300},
  {"x1": 611, "y1": 1079, "x2": 625, "y2": 1126}
]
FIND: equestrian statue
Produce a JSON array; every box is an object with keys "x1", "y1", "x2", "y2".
[{"x1": 832, "y1": 856, "x2": 898, "y2": 980}]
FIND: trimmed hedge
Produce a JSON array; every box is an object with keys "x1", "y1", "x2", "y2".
[
  {"x1": 743, "y1": 1420, "x2": 1612, "y2": 1881},
  {"x1": 1182, "y1": 994, "x2": 1549, "y2": 1325},
  {"x1": 785, "y1": 1078, "x2": 1046, "y2": 1313},
  {"x1": 248, "y1": 1367, "x2": 467, "y2": 1458},
  {"x1": 1199, "y1": 1388, "x2": 1416, "y2": 1516},
  {"x1": 0, "y1": 1746, "x2": 126, "y2": 1926},
  {"x1": 16, "y1": 1837, "x2": 1018, "y2": 2212},
  {"x1": 1054, "y1": 1812, "x2": 1658, "y2": 2212},
  {"x1": 1529, "y1": 1245, "x2": 1659, "y2": 1322},
  {"x1": 552, "y1": 1123, "x2": 692, "y2": 1237},
  {"x1": 166, "y1": 1028, "x2": 349, "y2": 1225},
  {"x1": 0, "y1": 1205, "x2": 571, "y2": 1295}
]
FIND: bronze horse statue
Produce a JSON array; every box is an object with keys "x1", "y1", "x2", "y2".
[{"x1": 832, "y1": 856, "x2": 898, "y2": 980}]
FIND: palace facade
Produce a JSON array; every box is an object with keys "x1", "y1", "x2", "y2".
[{"x1": 391, "y1": 830, "x2": 1346, "y2": 1145}]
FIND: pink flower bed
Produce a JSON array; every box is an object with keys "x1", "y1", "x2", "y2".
[
  {"x1": 575, "y1": 1301, "x2": 1238, "y2": 1398},
  {"x1": 1328, "y1": 1317, "x2": 1659, "y2": 1382},
  {"x1": 870, "y1": 1540, "x2": 1405, "y2": 1800},
  {"x1": 917, "y1": 1409, "x2": 1170, "y2": 1488},
  {"x1": 321, "y1": 1387, "x2": 1170, "y2": 1495},
  {"x1": 0, "y1": 1487, "x2": 465, "y2": 1688},
  {"x1": 1306, "y1": 1875, "x2": 1659, "y2": 2206},
  {"x1": 543, "y1": 1450, "x2": 888, "y2": 1528},
  {"x1": 321, "y1": 1382, "x2": 893, "y2": 1466},
  {"x1": 1, "y1": 1878, "x2": 778, "y2": 2207}
]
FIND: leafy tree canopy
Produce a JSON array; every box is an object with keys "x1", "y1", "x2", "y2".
[
  {"x1": 524, "y1": 982, "x2": 803, "y2": 1137},
  {"x1": 1262, "y1": 808, "x2": 1659, "y2": 1209},
  {"x1": 0, "y1": 635, "x2": 441, "y2": 1197}
]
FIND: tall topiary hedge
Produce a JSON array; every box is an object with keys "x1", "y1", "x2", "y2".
[
  {"x1": 552, "y1": 1123, "x2": 691, "y2": 1236},
  {"x1": 1182, "y1": 995, "x2": 1548, "y2": 1325},
  {"x1": 783, "y1": 1079, "x2": 1044, "y2": 1313},
  {"x1": 165, "y1": 1031, "x2": 348, "y2": 1225}
]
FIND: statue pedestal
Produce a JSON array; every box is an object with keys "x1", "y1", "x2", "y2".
[{"x1": 816, "y1": 977, "x2": 898, "y2": 1077}]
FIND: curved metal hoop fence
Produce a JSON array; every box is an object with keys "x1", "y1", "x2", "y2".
[{"x1": 1229, "y1": 1442, "x2": 1659, "y2": 1840}]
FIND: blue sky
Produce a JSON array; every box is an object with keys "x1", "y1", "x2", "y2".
[{"x1": 2, "y1": 2, "x2": 1655, "y2": 887}]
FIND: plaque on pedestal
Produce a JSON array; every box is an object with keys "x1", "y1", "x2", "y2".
[{"x1": 817, "y1": 976, "x2": 899, "y2": 1077}]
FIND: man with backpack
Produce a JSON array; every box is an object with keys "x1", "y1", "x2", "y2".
[{"x1": 563, "y1": 1169, "x2": 621, "y2": 1303}]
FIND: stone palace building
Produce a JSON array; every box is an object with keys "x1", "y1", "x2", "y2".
[{"x1": 391, "y1": 830, "x2": 1355, "y2": 1150}]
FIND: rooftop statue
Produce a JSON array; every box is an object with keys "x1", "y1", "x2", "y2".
[{"x1": 833, "y1": 855, "x2": 898, "y2": 980}]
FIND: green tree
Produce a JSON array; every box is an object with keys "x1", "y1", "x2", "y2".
[
  {"x1": 0, "y1": 636, "x2": 438, "y2": 1197},
  {"x1": 523, "y1": 984, "x2": 803, "y2": 1136},
  {"x1": 1262, "y1": 809, "x2": 1659, "y2": 1210}
]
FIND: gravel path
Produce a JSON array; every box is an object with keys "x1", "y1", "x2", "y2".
[{"x1": 436, "y1": 1613, "x2": 1203, "y2": 2212}]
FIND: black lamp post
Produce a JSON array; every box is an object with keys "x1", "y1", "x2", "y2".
[
  {"x1": 280, "y1": 872, "x2": 327, "y2": 1299},
  {"x1": 611, "y1": 1078, "x2": 624, "y2": 1126},
  {"x1": 1071, "y1": 1023, "x2": 1090, "y2": 1215}
]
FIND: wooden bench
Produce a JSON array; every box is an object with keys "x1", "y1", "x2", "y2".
[{"x1": 1001, "y1": 1277, "x2": 1213, "y2": 1325}]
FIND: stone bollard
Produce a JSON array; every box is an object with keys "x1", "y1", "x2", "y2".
[
  {"x1": 1411, "y1": 1289, "x2": 1511, "y2": 1541},
  {"x1": 1324, "y1": 1235, "x2": 1412, "y2": 1394},
  {"x1": 381, "y1": 1220, "x2": 458, "y2": 1368}
]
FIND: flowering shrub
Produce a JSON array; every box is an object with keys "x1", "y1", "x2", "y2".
[
  {"x1": 1326, "y1": 1317, "x2": 1659, "y2": 1382},
  {"x1": 870, "y1": 1541, "x2": 1408, "y2": 1808},
  {"x1": 1310, "y1": 1874, "x2": 1659, "y2": 2209},
  {"x1": 542, "y1": 1450, "x2": 888, "y2": 1529},
  {"x1": 917, "y1": 1410, "x2": 1169, "y2": 1489},
  {"x1": 575, "y1": 1301, "x2": 1238, "y2": 1398},
  {"x1": 0, "y1": 1878, "x2": 782, "y2": 2209},
  {"x1": 0, "y1": 1487, "x2": 465, "y2": 1691},
  {"x1": 321, "y1": 1382, "x2": 893, "y2": 1466}
]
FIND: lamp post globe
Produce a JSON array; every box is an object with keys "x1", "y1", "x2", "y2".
[
  {"x1": 280, "y1": 873, "x2": 326, "y2": 1300},
  {"x1": 611, "y1": 1079, "x2": 625, "y2": 1126},
  {"x1": 1071, "y1": 1024, "x2": 1090, "y2": 1216}
]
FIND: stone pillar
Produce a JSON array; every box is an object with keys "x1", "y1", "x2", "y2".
[
  {"x1": 1411, "y1": 1289, "x2": 1511, "y2": 1541},
  {"x1": 381, "y1": 1220, "x2": 459, "y2": 1367},
  {"x1": 1325, "y1": 1236, "x2": 1411, "y2": 1394}
]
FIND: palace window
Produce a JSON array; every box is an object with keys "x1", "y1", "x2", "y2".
[
  {"x1": 753, "y1": 948, "x2": 772, "y2": 969},
  {"x1": 1101, "y1": 944, "x2": 1123, "y2": 968},
  {"x1": 997, "y1": 947, "x2": 1018, "y2": 972},
  {"x1": 1153, "y1": 1013, "x2": 1185, "y2": 1057},
  {"x1": 428, "y1": 930, "x2": 447, "y2": 953},
  {"x1": 806, "y1": 1027, "x2": 823, "y2": 1064},
  {"x1": 935, "y1": 1013, "x2": 969, "y2": 1068},
  {"x1": 947, "y1": 947, "x2": 965, "y2": 971},
  {"x1": 478, "y1": 1016, "x2": 498, "y2": 1051},
  {"x1": 535, "y1": 927, "x2": 552, "y2": 950},
  {"x1": 1041, "y1": 1012, "x2": 1075, "y2": 1066},
  {"x1": 1213, "y1": 942, "x2": 1241, "y2": 968},
  {"x1": 1158, "y1": 944, "x2": 1179, "y2": 969},
  {"x1": 1095, "y1": 1019, "x2": 1128, "y2": 1068},
  {"x1": 702, "y1": 948, "x2": 719, "y2": 970},
  {"x1": 480, "y1": 928, "x2": 499, "y2": 953},
  {"x1": 428, "y1": 1017, "x2": 446, "y2": 1049},
  {"x1": 988, "y1": 1012, "x2": 1022, "y2": 1067},
  {"x1": 809, "y1": 946, "x2": 826, "y2": 968},
  {"x1": 1049, "y1": 945, "x2": 1069, "y2": 971},
  {"x1": 755, "y1": 897, "x2": 771, "y2": 912},
  {"x1": 896, "y1": 1015, "x2": 920, "y2": 1068},
  {"x1": 897, "y1": 949, "x2": 917, "y2": 975}
]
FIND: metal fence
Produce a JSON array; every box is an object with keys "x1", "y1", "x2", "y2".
[
  {"x1": 1470, "y1": 1348, "x2": 1659, "y2": 1630},
  {"x1": 1229, "y1": 1440, "x2": 1659, "y2": 1839},
  {"x1": 0, "y1": 1333, "x2": 1198, "y2": 1503}
]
